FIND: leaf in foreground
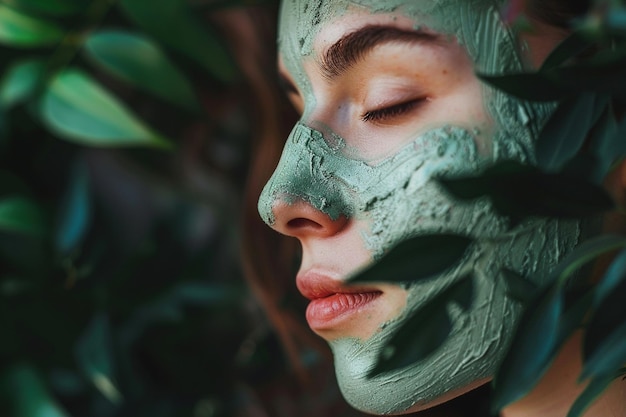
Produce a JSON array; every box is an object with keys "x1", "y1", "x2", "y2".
[
  {"x1": 39, "y1": 69, "x2": 171, "y2": 148},
  {"x1": 440, "y1": 160, "x2": 615, "y2": 221},
  {"x1": 491, "y1": 286, "x2": 562, "y2": 413},
  {"x1": 536, "y1": 93, "x2": 608, "y2": 172},
  {"x1": 501, "y1": 268, "x2": 538, "y2": 304},
  {"x1": 350, "y1": 234, "x2": 472, "y2": 284},
  {"x1": 368, "y1": 276, "x2": 473, "y2": 377},
  {"x1": 567, "y1": 372, "x2": 622, "y2": 417}
]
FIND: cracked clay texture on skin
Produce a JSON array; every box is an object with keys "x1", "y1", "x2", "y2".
[{"x1": 258, "y1": 0, "x2": 581, "y2": 414}]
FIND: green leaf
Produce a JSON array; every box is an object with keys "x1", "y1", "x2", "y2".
[
  {"x1": 0, "y1": 4, "x2": 63, "y2": 47},
  {"x1": 39, "y1": 69, "x2": 172, "y2": 148},
  {"x1": 118, "y1": 0, "x2": 237, "y2": 83},
  {"x1": 4, "y1": 0, "x2": 86, "y2": 17},
  {"x1": 0, "y1": 195, "x2": 45, "y2": 237},
  {"x1": 1, "y1": 364, "x2": 71, "y2": 417},
  {"x1": 552, "y1": 46, "x2": 626, "y2": 94},
  {"x1": 567, "y1": 372, "x2": 621, "y2": 417},
  {"x1": 478, "y1": 72, "x2": 570, "y2": 102},
  {"x1": 0, "y1": 58, "x2": 45, "y2": 107},
  {"x1": 501, "y1": 268, "x2": 538, "y2": 304},
  {"x1": 440, "y1": 161, "x2": 615, "y2": 221},
  {"x1": 368, "y1": 276, "x2": 473, "y2": 377},
  {"x1": 592, "y1": 110, "x2": 626, "y2": 178},
  {"x1": 84, "y1": 30, "x2": 200, "y2": 112},
  {"x1": 541, "y1": 32, "x2": 595, "y2": 71},
  {"x1": 581, "y1": 320, "x2": 626, "y2": 380},
  {"x1": 536, "y1": 93, "x2": 609, "y2": 171},
  {"x1": 594, "y1": 248, "x2": 626, "y2": 307},
  {"x1": 349, "y1": 234, "x2": 472, "y2": 284},
  {"x1": 75, "y1": 314, "x2": 122, "y2": 403},
  {"x1": 556, "y1": 289, "x2": 595, "y2": 347},
  {"x1": 606, "y1": 8, "x2": 626, "y2": 35},
  {"x1": 55, "y1": 158, "x2": 90, "y2": 255},
  {"x1": 491, "y1": 286, "x2": 562, "y2": 413},
  {"x1": 552, "y1": 235, "x2": 626, "y2": 285},
  {"x1": 583, "y1": 275, "x2": 626, "y2": 377}
]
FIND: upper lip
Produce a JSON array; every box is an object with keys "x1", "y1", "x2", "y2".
[{"x1": 296, "y1": 270, "x2": 382, "y2": 300}]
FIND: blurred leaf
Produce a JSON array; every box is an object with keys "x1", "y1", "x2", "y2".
[
  {"x1": 567, "y1": 371, "x2": 621, "y2": 417},
  {"x1": 440, "y1": 161, "x2": 614, "y2": 221},
  {"x1": 491, "y1": 286, "x2": 562, "y2": 413},
  {"x1": 593, "y1": 247, "x2": 626, "y2": 307},
  {"x1": 39, "y1": 68, "x2": 172, "y2": 148},
  {"x1": 541, "y1": 32, "x2": 594, "y2": 71},
  {"x1": 556, "y1": 289, "x2": 594, "y2": 348},
  {"x1": 0, "y1": 58, "x2": 45, "y2": 107},
  {"x1": 478, "y1": 71, "x2": 570, "y2": 102},
  {"x1": 4, "y1": 0, "x2": 86, "y2": 17},
  {"x1": 583, "y1": 276, "x2": 626, "y2": 378},
  {"x1": 606, "y1": 7, "x2": 626, "y2": 35},
  {"x1": 501, "y1": 268, "x2": 538, "y2": 304},
  {"x1": 119, "y1": 282, "x2": 241, "y2": 346},
  {"x1": 2, "y1": 364, "x2": 70, "y2": 417},
  {"x1": 593, "y1": 110, "x2": 626, "y2": 178},
  {"x1": 55, "y1": 157, "x2": 91, "y2": 255},
  {"x1": 85, "y1": 30, "x2": 200, "y2": 112},
  {"x1": 536, "y1": 93, "x2": 609, "y2": 171},
  {"x1": 553, "y1": 46, "x2": 626, "y2": 93},
  {"x1": 368, "y1": 276, "x2": 473, "y2": 377},
  {"x1": 118, "y1": 0, "x2": 237, "y2": 83},
  {"x1": 581, "y1": 320, "x2": 626, "y2": 380},
  {"x1": 0, "y1": 4, "x2": 63, "y2": 47},
  {"x1": 552, "y1": 234, "x2": 626, "y2": 284},
  {"x1": 75, "y1": 314, "x2": 123, "y2": 404},
  {"x1": 0, "y1": 195, "x2": 45, "y2": 237},
  {"x1": 350, "y1": 234, "x2": 472, "y2": 284}
]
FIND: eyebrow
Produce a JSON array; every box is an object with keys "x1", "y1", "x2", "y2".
[{"x1": 320, "y1": 26, "x2": 440, "y2": 79}]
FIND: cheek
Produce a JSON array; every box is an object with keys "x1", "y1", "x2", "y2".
[{"x1": 357, "y1": 126, "x2": 498, "y2": 258}]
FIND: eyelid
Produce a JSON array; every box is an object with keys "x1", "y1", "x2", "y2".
[{"x1": 361, "y1": 97, "x2": 428, "y2": 122}]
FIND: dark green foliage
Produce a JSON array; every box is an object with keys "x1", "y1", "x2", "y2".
[
  {"x1": 491, "y1": 286, "x2": 563, "y2": 412},
  {"x1": 0, "y1": 1, "x2": 290, "y2": 417},
  {"x1": 500, "y1": 269, "x2": 538, "y2": 304},
  {"x1": 366, "y1": 275, "x2": 474, "y2": 377},
  {"x1": 350, "y1": 234, "x2": 472, "y2": 284},
  {"x1": 439, "y1": 160, "x2": 614, "y2": 222}
]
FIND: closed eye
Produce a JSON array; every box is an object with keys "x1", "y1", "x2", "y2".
[{"x1": 361, "y1": 98, "x2": 427, "y2": 123}]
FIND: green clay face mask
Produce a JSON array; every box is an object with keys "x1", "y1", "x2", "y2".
[{"x1": 258, "y1": 0, "x2": 581, "y2": 414}]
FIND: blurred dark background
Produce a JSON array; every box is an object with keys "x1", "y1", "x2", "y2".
[{"x1": 0, "y1": 0, "x2": 370, "y2": 416}]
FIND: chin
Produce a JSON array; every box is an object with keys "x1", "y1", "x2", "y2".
[
  {"x1": 330, "y1": 329, "x2": 498, "y2": 415},
  {"x1": 327, "y1": 262, "x2": 519, "y2": 415}
]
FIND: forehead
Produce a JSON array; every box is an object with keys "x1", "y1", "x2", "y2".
[
  {"x1": 278, "y1": 0, "x2": 501, "y2": 56},
  {"x1": 277, "y1": 0, "x2": 506, "y2": 89}
]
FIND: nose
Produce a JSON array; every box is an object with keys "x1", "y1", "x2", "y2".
[
  {"x1": 270, "y1": 199, "x2": 348, "y2": 239},
  {"x1": 258, "y1": 122, "x2": 352, "y2": 239}
]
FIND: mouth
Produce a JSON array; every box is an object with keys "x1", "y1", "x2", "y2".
[{"x1": 297, "y1": 271, "x2": 383, "y2": 331}]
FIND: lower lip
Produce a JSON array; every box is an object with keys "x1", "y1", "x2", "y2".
[{"x1": 305, "y1": 291, "x2": 382, "y2": 330}]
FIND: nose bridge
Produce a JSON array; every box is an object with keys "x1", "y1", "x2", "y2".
[{"x1": 257, "y1": 122, "x2": 352, "y2": 227}]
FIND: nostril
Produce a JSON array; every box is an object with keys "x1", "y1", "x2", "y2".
[{"x1": 287, "y1": 218, "x2": 323, "y2": 230}]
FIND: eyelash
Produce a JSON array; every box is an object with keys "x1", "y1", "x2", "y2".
[{"x1": 361, "y1": 99, "x2": 425, "y2": 123}]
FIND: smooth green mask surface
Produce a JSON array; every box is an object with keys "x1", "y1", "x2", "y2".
[{"x1": 259, "y1": 0, "x2": 580, "y2": 414}]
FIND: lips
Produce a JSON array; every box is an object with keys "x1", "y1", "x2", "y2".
[{"x1": 297, "y1": 271, "x2": 383, "y2": 331}]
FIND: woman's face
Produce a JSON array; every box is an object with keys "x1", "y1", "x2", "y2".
[{"x1": 258, "y1": 0, "x2": 579, "y2": 414}]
